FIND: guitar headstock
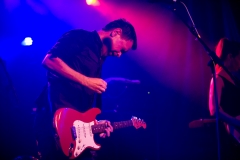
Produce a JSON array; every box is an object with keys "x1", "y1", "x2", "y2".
[{"x1": 131, "y1": 116, "x2": 147, "y2": 129}]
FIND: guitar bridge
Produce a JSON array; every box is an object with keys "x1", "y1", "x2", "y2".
[{"x1": 71, "y1": 126, "x2": 77, "y2": 140}]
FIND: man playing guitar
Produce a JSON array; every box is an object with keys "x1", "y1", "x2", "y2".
[
  {"x1": 209, "y1": 38, "x2": 240, "y2": 160},
  {"x1": 36, "y1": 19, "x2": 137, "y2": 160}
]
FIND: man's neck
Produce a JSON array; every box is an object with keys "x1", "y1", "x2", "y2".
[
  {"x1": 218, "y1": 67, "x2": 236, "y2": 85},
  {"x1": 97, "y1": 30, "x2": 109, "y2": 57}
]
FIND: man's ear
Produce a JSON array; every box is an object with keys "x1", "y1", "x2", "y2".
[{"x1": 110, "y1": 28, "x2": 122, "y2": 37}]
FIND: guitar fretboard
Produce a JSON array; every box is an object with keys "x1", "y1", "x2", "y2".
[{"x1": 91, "y1": 120, "x2": 133, "y2": 134}]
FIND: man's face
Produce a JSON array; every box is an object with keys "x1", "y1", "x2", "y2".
[
  {"x1": 233, "y1": 52, "x2": 240, "y2": 70},
  {"x1": 108, "y1": 29, "x2": 133, "y2": 57},
  {"x1": 226, "y1": 52, "x2": 240, "y2": 72}
]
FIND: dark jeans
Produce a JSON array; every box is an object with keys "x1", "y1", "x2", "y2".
[{"x1": 33, "y1": 108, "x2": 96, "y2": 160}]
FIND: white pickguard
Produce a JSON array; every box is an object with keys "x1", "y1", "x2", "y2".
[{"x1": 72, "y1": 120, "x2": 100, "y2": 158}]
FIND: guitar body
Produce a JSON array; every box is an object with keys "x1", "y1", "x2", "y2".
[
  {"x1": 189, "y1": 116, "x2": 240, "y2": 145},
  {"x1": 52, "y1": 107, "x2": 146, "y2": 159},
  {"x1": 53, "y1": 108, "x2": 101, "y2": 159}
]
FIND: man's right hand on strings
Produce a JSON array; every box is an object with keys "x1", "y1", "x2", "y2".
[{"x1": 83, "y1": 77, "x2": 107, "y2": 93}]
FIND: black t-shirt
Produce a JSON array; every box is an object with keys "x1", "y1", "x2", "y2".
[
  {"x1": 47, "y1": 29, "x2": 103, "y2": 113},
  {"x1": 217, "y1": 75, "x2": 240, "y2": 158},
  {"x1": 219, "y1": 75, "x2": 240, "y2": 117}
]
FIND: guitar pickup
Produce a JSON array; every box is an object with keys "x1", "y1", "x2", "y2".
[{"x1": 71, "y1": 126, "x2": 77, "y2": 140}]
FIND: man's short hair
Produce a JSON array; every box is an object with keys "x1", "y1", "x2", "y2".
[{"x1": 103, "y1": 18, "x2": 137, "y2": 50}]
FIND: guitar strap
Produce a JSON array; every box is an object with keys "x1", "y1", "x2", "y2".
[
  {"x1": 95, "y1": 53, "x2": 104, "y2": 111},
  {"x1": 95, "y1": 93, "x2": 102, "y2": 110},
  {"x1": 222, "y1": 66, "x2": 240, "y2": 88}
]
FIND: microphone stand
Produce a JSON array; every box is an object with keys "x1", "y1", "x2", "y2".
[{"x1": 170, "y1": 1, "x2": 234, "y2": 160}]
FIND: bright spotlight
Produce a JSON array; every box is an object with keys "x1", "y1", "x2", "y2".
[
  {"x1": 86, "y1": 0, "x2": 99, "y2": 6},
  {"x1": 21, "y1": 37, "x2": 33, "y2": 46}
]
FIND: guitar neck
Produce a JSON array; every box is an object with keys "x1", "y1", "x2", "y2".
[{"x1": 91, "y1": 120, "x2": 133, "y2": 134}]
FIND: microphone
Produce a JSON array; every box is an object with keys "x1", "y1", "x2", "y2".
[{"x1": 104, "y1": 77, "x2": 141, "y2": 84}]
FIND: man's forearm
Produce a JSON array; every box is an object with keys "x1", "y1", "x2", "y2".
[
  {"x1": 219, "y1": 110, "x2": 240, "y2": 128},
  {"x1": 42, "y1": 54, "x2": 87, "y2": 85}
]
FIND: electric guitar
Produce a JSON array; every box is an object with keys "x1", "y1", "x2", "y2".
[
  {"x1": 189, "y1": 116, "x2": 240, "y2": 144},
  {"x1": 53, "y1": 107, "x2": 147, "y2": 159}
]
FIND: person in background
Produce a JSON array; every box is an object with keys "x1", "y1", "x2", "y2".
[{"x1": 209, "y1": 37, "x2": 240, "y2": 160}]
